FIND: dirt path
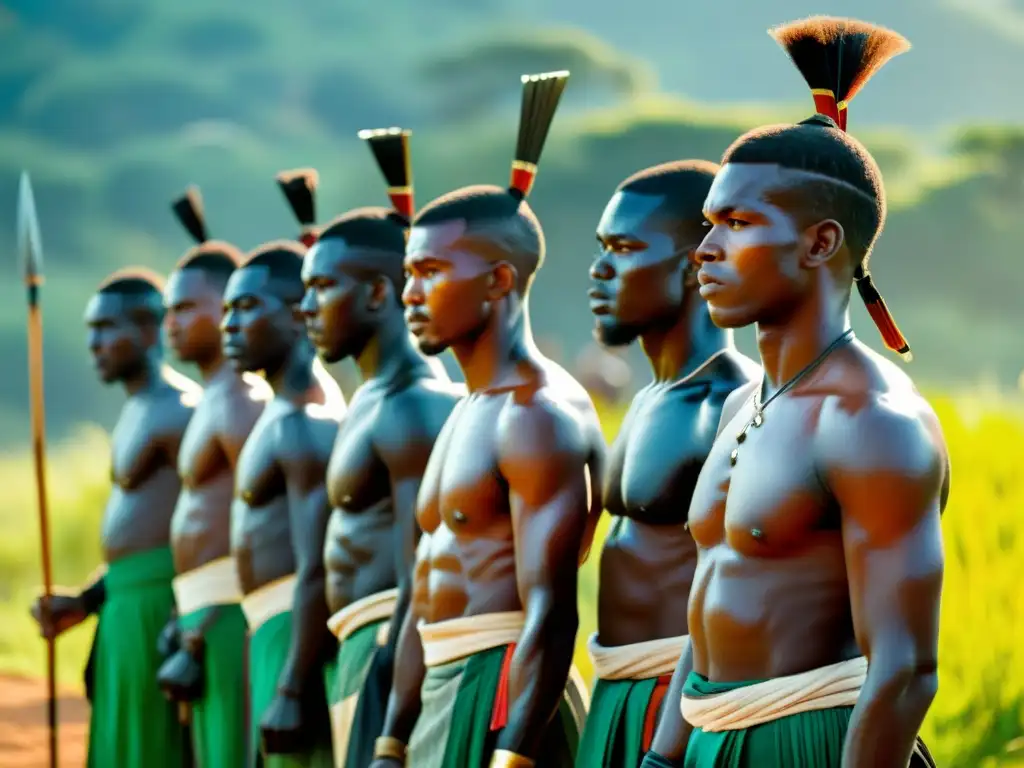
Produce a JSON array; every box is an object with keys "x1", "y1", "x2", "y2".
[{"x1": 0, "y1": 675, "x2": 87, "y2": 767}]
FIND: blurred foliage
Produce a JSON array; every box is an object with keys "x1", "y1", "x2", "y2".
[
  {"x1": 0, "y1": 2, "x2": 1021, "y2": 453},
  {"x1": 418, "y1": 27, "x2": 656, "y2": 121},
  {"x1": 1, "y1": 396, "x2": 1023, "y2": 765}
]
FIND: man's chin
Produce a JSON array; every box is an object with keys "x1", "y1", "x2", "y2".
[
  {"x1": 706, "y1": 304, "x2": 751, "y2": 331},
  {"x1": 594, "y1": 322, "x2": 638, "y2": 348},
  {"x1": 415, "y1": 338, "x2": 448, "y2": 357}
]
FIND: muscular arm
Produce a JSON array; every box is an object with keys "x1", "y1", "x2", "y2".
[
  {"x1": 216, "y1": 389, "x2": 264, "y2": 469},
  {"x1": 496, "y1": 402, "x2": 591, "y2": 759},
  {"x1": 645, "y1": 640, "x2": 694, "y2": 765},
  {"x1": 376, "y1": 392, "x2": 445, "y2": 664},
  {"x1": 278, "y1": 416, "x2": 334, "y2": 698},
  {"x1": 819, "y1": 397, "x2": 947, "y2": 768},
  {"x1": 645, "y1": 383, "x2": 750, "y2": 765},
  {"x1": 182, "y1": 391, "x2": 264, "y2": 640},
  {"x1": 377, "y1": 534, "x2": 431, "y2": 749}
]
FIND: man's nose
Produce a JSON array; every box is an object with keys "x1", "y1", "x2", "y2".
[
  {"x1": 693, "y1": 235, "x2": 724, "y2": 264},
  {"x1": 589, "y1": 252, "x2": 614, "y2": 281},
  {"x1": 299, "y1": 289, "x2": 317, "y2": 317},
  {"x1": 221, "y1": 310, "x2": 238, "y2": 333},
  {"x1": 402, "y1": 276, "x2": 423, "y2": 307}
]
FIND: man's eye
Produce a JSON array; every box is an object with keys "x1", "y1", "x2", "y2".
[{"x1": 726, "y1": 218, "x2": 747, "y2": 231}]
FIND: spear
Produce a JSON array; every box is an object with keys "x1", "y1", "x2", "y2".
[{"x1": 19, "y1": 171, "x2": 58, "y2": 768}]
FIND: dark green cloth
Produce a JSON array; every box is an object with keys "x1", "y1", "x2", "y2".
[
  {"x1": 409, "y1": 644, "x2": 579, "y2": 768},
  {"x1": 248, "y1": 611, "x2": 332, "y2": 768},
  {"x1": 323, "y1": 618, "x2": 392, "y2": 768},
  {"x1": 576, "y1": 676, "x2": 659, "y2": 767},
  {"x1": 681, "y1": 671, "x2": 936, "y2": 768},
  {"x1": 179, "y1": 603, "x2": 247, "y2": 768},
  {"x1": 86, "y1": 547, "x2": 186, "y2": 768}
]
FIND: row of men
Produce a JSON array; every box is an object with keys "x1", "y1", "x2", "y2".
[{"x1": 32, "y1": 15, "x2": 949, "y2": 768}]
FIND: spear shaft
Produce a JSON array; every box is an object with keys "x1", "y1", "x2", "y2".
[{"x1": 20, "y1": 172, "x2": 58, "y2": 768}]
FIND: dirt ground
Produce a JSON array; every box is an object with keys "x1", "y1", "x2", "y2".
[{"x1": 0, "y1": 675, "x2": 87, "y2": 767}]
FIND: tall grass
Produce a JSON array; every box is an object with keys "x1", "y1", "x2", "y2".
[{"x1": 0, "y1": 398, "x2": 1022, "y2": 765}]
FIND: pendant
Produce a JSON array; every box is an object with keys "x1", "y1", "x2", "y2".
[{"x1": 752, "y1": 410, "x2": 764, "y2": 428}]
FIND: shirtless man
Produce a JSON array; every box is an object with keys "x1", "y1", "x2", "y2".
[
  {"x1": 644, "y1": 18, "x2": 946, "y2": 768},
  {"x1": 299, "y1": 127, "x2": 463, "y2": 767},
  {"x1": 371, "y1": 70, "x2": 602, "y2": 768},
  {"x1": 31, "y1": 269, "x2": 197, "y2": 768},
  {"x1": 157, "y1": 187, "x2": 269, "y2": 768},
  {"x1": 224, "y1": 240, "x2": 345, "y2": 767},
  {"x1": 577, "y1": 160, "x2": 758, "y2": 767}
]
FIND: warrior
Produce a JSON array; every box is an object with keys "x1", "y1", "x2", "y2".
[
  {"x1": 31, "y1": 269, "x2": 197, "y2": 767},
  {"x1": 297, "y1": 128, "x2": 463, "y2": 767},
  {"x1": 576, "y1": 160, "x2": 759, "y2": 767},
  {"x1": 224, "y1": 237, "x2": 346, "y2": 767},
  {"x1": 644, "y1": 18, "x2": 946, "y2": 768},
  {"x1": 157, "y1": 187, "x2": 270, "y2": 768},
  {"x1": 370, "y1": 70, "x2": 602, "y2": 768}
]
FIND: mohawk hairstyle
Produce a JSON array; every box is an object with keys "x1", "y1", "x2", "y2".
[
  {"x1": 97, "y1": 267, "x2": 166, "y2": 325},
  {"x1": 172, "y1": 186, "x2": 207, "y2": 244},
  {"x1": 722, "y1": 16, "x2": 912, "y2": 361},
  {"x1": 306, "y1": 128, "x2": 418, "y2": 304},
  {"x1": 240, "y1": 239, "x2": 306, "y2": 304},
  {"x1": 412, "y1": 71, "x2": 569, "y2": 292},
  {"x1": 170, "y1": 185, "x2": 243, "y2": 286},
  {"x1": 276, "y1": 168, "x2": 319, "y2": 248},
  {"x1": 359, "y1": 127, "x2": 414, "y2": 221},
  {"x1": 617, "y1": 159, "x2": 720, "y2": 241}
]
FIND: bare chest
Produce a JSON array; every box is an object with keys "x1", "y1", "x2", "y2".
[
  {"x1": 326, "y1": 394, "x2": 388, "y2": 512},
  {"x1": 110, "y1": 409, "x2": 171, "y2": 491},
  {"x1": 688, "y1": 401, "x2": 832, "y2": 557},
  {"x1": 235, "y1": 416, "x2": 284, "y2": 508},
  {"x1": 607, "y1": 387, "x2": 718, "y2": 522},
  {"x1": 420, "y1": 397, "x2": 507, "y2": 535},
  {"x1": 177, "y1": 408, "x2": 227, "y2": 489}
]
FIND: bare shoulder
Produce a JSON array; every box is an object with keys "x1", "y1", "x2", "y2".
[
  {"x1": 496, "y1": 360, "x2": 596, "y2": 464},
  {"x1": 152, "y1": 367, "x2": 199, "y2": 432},
  {"x1": 379, "y1": 377, "x2": 464, "y2": 442},
  {"x1": 714, "y1": 379, "x2": 759, "y2": 438},
  {"x1": 703, "y1": 350, "x2": 761, "y2": 410},
  {"x1": 206, "y1": 375, "x2": 265, "y2": 436},
  {"x1": 273, "y1": 406, "x2": 336, "y2": 468},
  {"x1": 240, "y1": 371, "x2": 274, "y2": 403},
  {"x1": 816, "y1": 344, "x2": 950, "y2": 514}
]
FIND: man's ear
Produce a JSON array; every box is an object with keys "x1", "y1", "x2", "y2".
[
  {"x1": 488, "y1": 261, "x2": 517, "y2": 300},
  {"x1": 139, "y1": 318, "x2": 161, "y2": 348},
  {"x1": 803, "y1": 220, "x2": 844, "y2": 268},
  {"x1": 683, "y1": 249, "x2": 700, "y2": 289},
  {"x1": 367, "y1": 275, "x2": 391, "y2": 312}
]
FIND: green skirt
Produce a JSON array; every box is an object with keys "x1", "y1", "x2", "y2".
[
  {"x1": 86, "y1": 547, "x2": 186, "y2": 768},
  {"x1": 323, "y1": 618, "x2": 391, "y2": 768},
  {"x1": 248, "y1": 611, "x2": 333, "y2": 768},
  {"x1": 179, "y1": 603, "x2": 247, "y2": 768},
  {"x1": 407, "y1": 645, "x2": 581, "y2": 768},
  {"x1": 576, "y1": 675, "x2": 670, "y2": 767},
  {"x1": 681, "y1": 672, "x2": 936, "y2": 768}
]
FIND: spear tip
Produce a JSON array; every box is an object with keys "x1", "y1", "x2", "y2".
[{"x1": 18, "y1": 171, "x2": 43, "y2": 284}]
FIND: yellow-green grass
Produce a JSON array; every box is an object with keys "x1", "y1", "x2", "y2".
[{"x1": 0, "y1": 397, "x2": 1022, "y2": 765}]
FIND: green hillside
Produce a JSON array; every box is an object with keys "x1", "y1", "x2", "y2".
[{"x1": 0, "y1": 3, "x2": 1020, "y2": 446}]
